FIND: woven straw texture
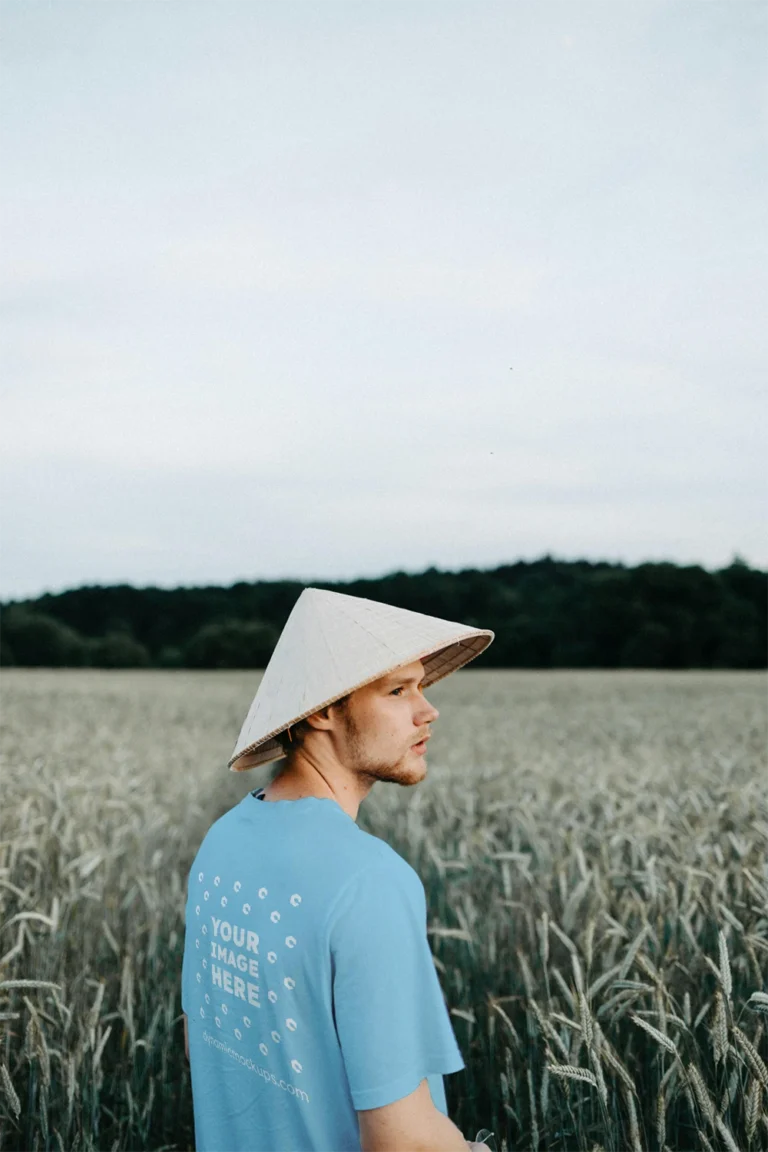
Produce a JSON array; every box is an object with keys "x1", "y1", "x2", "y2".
[{"x1": 228, "y1": 587, "x2": 494, "y2": 771}]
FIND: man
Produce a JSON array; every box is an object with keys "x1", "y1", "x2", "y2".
[{"x1": 181, "y1": 587, "x2": 494, "y2": 1151}]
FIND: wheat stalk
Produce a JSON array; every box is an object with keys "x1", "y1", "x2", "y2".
[
  {"x1": 538, "y1": 912, "x2": 550, "y2": 968},
  {"x1": 0, "y1": 979, "x2": 61, "y2": 991},
  {"x1": 687, "y1": 1062, "x2": 716, "y2": 1128},
  {"x1": 715, "y1": 1115, "x2": 741, "y2": 1152},
  {"x1": 93, "y1": 1024, "x2": 113, "y2": 1072},
  {"x1": 655, "y1": 1089, "x2": 666, "y2": 1149},
  {"x1": 623, "y1": 1085, "x2": 642, "y2": 1152},
  {"x1": 527, "y1": 1066, "x2": 539, "y2": 1148},
  {"x1": 746, "y1": 991, "x2": 768, "y2": 1015},
  {"x1": 540, "y1": 1062, "x2": 550, "y2": 1118},
  {"x1": 584, "y1": 917, "x2": 597, "y2": 971},
  {"x1": 579, "y1": 991, "x2": 594, "y2": 1050},
  {"x1": 598, "y1": 1039, "x2": 637, "y2": 1094},
  {"x1": 745, "y1": 1078, "x2": 761, "y2": 1144},
  {"x1": 718, "y1": 930, "x2": 733, "y2": 1003},
  {"x1": 618, "y1": 926, "x2": 648, "y2": 980},
  {"x1": 549, "y1": 919, "x2": 578, "y2": 956},
  {"x1": 571, "y1": 951, "x2": 585, "y2": 995},
  {"x1": 0, "y1": 1063, "x2": 20, "y2": 1118},
  {"x1": 39, "y1": 1083, "x2": 49, "y2": 1143},
  {"x1": 629, "y1": 1012, "x2": 678, "y2": 1055},
  {"x1": 710, "y1": 991, "x2": 729, "y2": 1064},
  {"x1": 732, "y1": 1025, "x2": 768, "y2": 1090},
  {"x1": 588, "y1": 1048, "x2": 609, "y2": 1107},
  {"x1": 547, "y1": 1064, "x2": 599, "y2": 1088}
]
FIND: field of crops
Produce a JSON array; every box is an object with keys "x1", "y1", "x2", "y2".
[{"x1": 0, "y1": 668, "x2": 766, "y2": 1151}]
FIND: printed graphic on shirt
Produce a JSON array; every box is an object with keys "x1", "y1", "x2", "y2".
[{"x1": 189, "y1": 867, "x2": 307, "y2": 1085}]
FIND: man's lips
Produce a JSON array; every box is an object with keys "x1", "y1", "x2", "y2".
[{"x1": 411, "y1": 736, "x2": 430, "y2": 750}]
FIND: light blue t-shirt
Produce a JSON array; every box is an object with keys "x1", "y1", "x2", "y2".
[{"x1": 181, "y1": 787, "x2": 465, "y2": 1152}]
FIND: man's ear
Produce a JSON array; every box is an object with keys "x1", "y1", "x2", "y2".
[
  {"x1": 302, "y1": 705, "x2": 335, "y2": 732},
  {"x1": 303, "y1": 693, "x2": 353, "y2": 733}
]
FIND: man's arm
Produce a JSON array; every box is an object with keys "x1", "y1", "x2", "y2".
[
  {"x1": 183, "y1": 1012, "x2": 189, "y2": 1062},
  {"x1": 358, "y1": 1077, "x2": 483, "y2": 1152}
]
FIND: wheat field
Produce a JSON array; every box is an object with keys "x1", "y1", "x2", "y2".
[{"x1": 0, "y1": 668, "x2": 766, "y2": 1151}]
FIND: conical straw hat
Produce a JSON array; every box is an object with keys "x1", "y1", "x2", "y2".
[{"x1": 228, "y1": 587, "x2": 494, "y2": 771}]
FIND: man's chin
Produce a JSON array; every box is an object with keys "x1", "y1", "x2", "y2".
[{"x1": 398, "y1": 757, "x2": 428, "y2": 785}]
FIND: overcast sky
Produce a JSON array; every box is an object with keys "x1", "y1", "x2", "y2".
[{"x1": 1, "y1": 1, "x2": 766, "y2": 602}]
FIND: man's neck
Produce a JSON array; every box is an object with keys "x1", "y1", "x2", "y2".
[{"x1": 262, "y1": 756, "x2": 362, "y2": 821}]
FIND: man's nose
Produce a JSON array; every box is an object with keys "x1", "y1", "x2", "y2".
[{"x1": 420, "y1": 700, "x2": 439, "y2": 724}]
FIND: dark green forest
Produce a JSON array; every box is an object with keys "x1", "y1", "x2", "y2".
[{"x1": 0, "y1": 556, "x2": 765, "y2": 670}]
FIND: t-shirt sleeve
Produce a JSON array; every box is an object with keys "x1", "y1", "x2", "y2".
[{"x1": 328, "y1": 861, "x2": 465, "y2": 1111}]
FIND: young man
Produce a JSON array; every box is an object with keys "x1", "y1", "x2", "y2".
[{"x1": 181, "y1": 587, "x2": 494, "y2": 1151}]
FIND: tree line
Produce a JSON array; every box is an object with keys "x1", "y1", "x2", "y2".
[{"x1": 0, "y1": 555, "x2": 764, "y2": 669}]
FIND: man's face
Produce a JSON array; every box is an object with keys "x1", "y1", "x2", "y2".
[{"x1": 332, "y1": 659, "x2": 440, "y2": 788}]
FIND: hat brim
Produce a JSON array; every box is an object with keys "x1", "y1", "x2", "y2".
[{"x1": 228, "y1": 629, "x2": 493, "y2": 772}]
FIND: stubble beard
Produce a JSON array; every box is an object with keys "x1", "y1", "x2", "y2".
[{"x1": 343, "y1": 711, "x2": 418, "y2": 788}]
